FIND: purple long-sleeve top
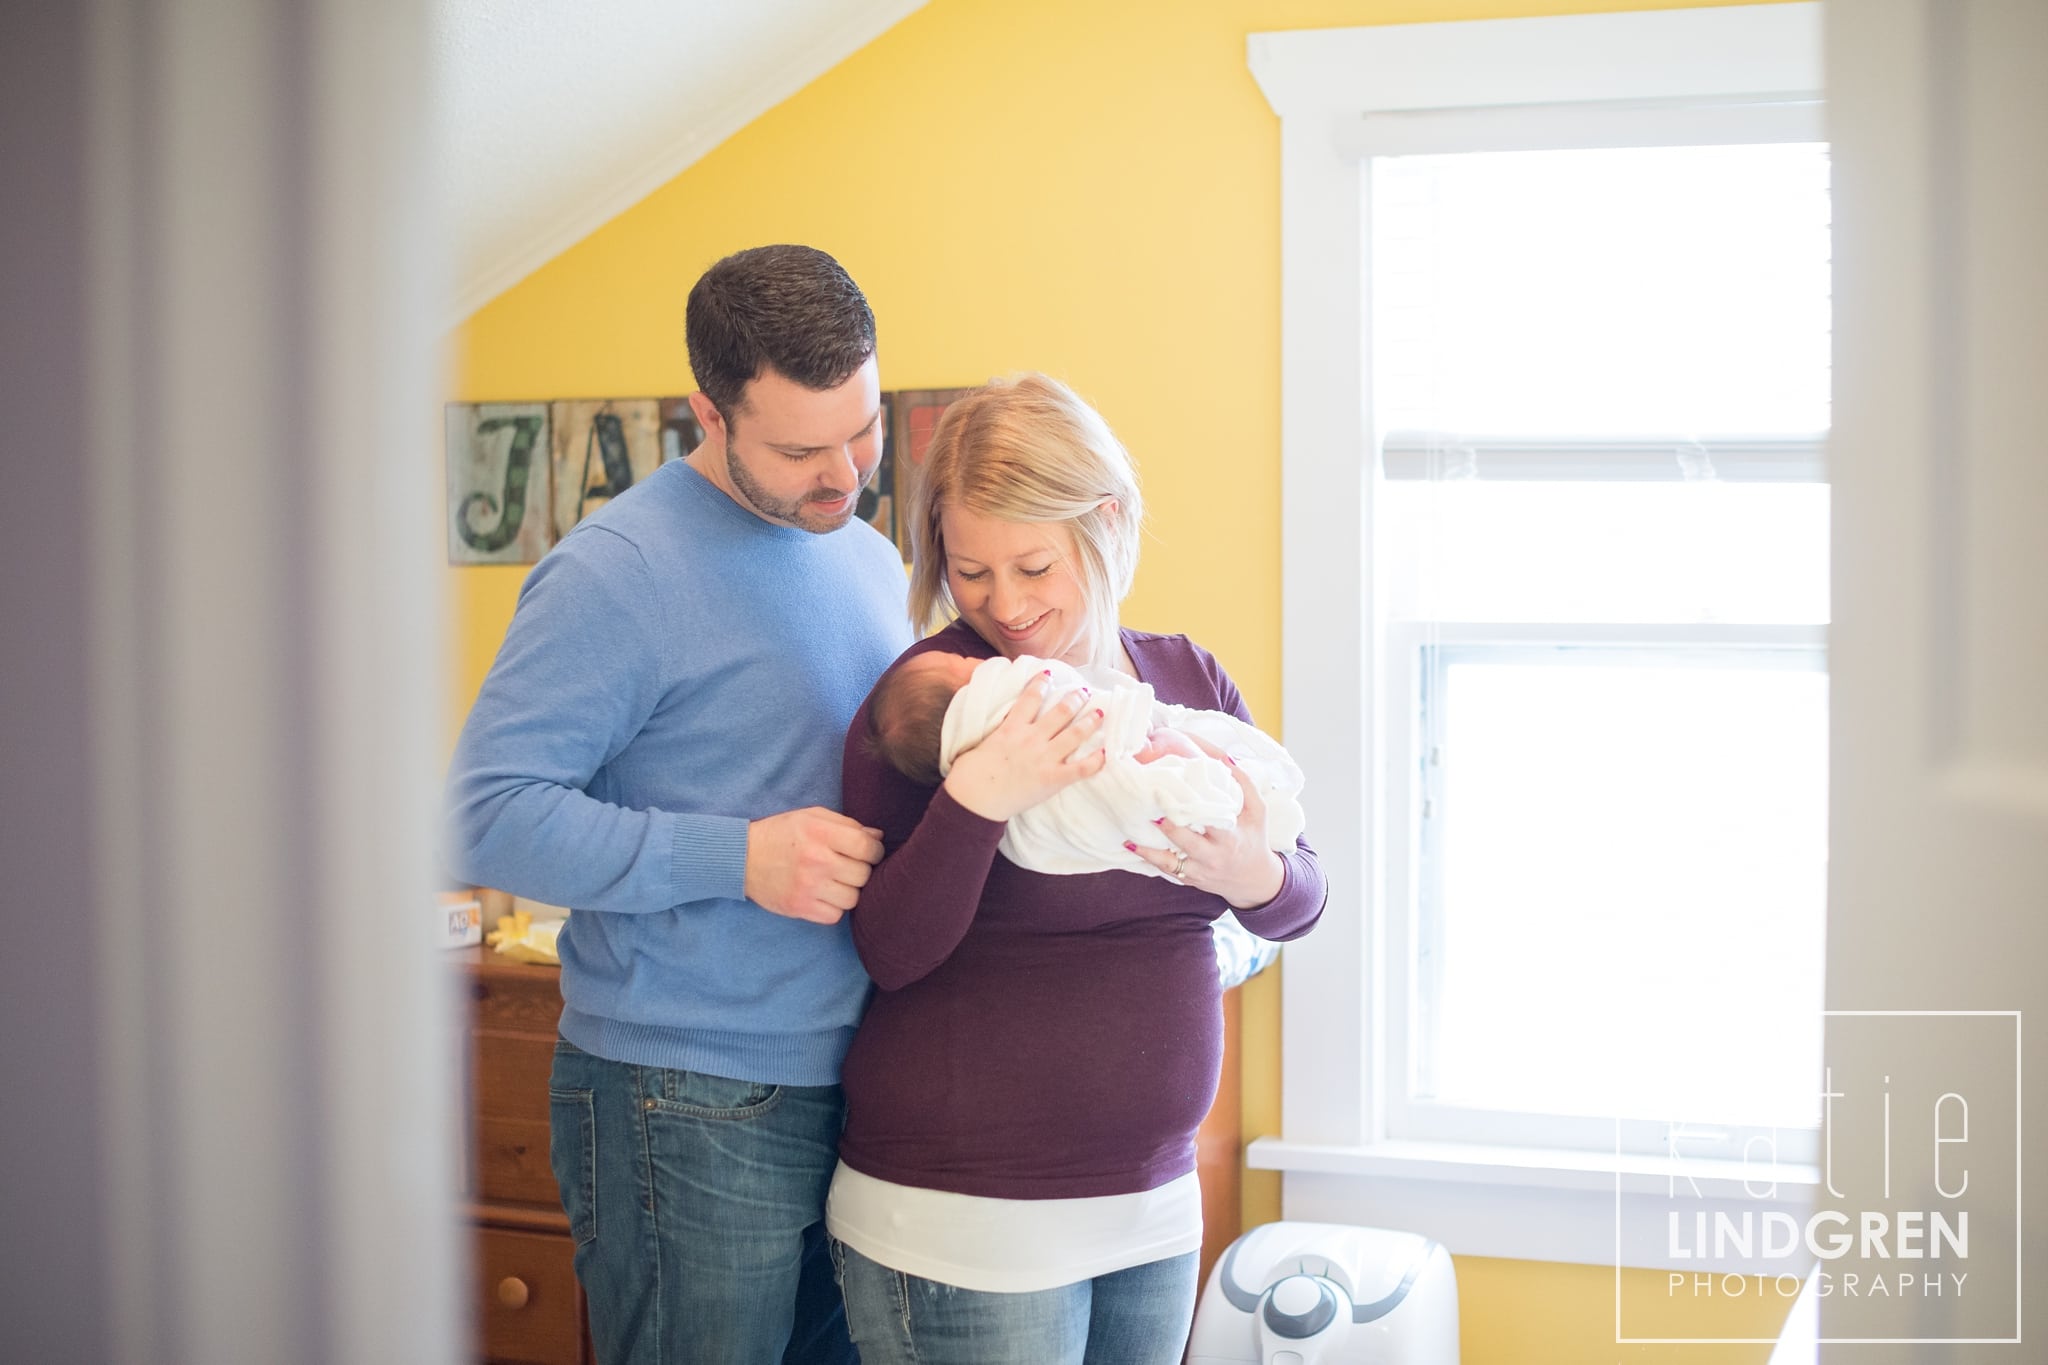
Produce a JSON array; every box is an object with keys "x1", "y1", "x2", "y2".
[{"x1": 836, "y1": 621, "x2": 1327, "y2": 1200}]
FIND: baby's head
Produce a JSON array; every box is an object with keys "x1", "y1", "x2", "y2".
[{"x1": 867, "y1": 651, "x2": 982, "y2": 786}]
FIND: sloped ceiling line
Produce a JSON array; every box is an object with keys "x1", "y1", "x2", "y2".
[{"x1": 437, "y1": 0, "x2": 929, "y2": 323}]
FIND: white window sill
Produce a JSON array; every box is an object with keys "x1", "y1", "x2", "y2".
[{"x1": 1248, "y1": 1138, "x2": 1820, "y2": 1271}]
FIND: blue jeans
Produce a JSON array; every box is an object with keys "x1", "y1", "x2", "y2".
[
  {"x1": 547, "y1": 1038, "x2": 856, "y2": 1365},
  {"x1": 832, "y1": 1241, "x2": 1199, "y2": 1365}
]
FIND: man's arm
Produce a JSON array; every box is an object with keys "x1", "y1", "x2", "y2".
[
  {"x1": 445, "y1": 532, "x2": 735, "y2": 912},
  {"x1": 447, "y1": 530, "x2": 884, "y2": 921}
]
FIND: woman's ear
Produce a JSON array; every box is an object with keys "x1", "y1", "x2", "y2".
[{"x1": 1098, "y1": 497, "x2": 1120, "y2": 518}]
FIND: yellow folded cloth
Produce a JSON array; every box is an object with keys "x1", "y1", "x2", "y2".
[{"x1": 486, "y1": 908, "x2": 565, "y2": 965}]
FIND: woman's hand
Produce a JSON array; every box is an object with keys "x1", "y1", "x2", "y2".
[
  {"x1": 942, "y1": 672, "x2": 1108, "y2": 822},
  {"x1": 1127, "y1": 735, "x2": 1285, "y2": 908}
]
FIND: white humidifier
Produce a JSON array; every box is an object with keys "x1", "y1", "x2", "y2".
[{"x1": 1187, "y1": 1221, "x2": 1459, "y2": 1364}]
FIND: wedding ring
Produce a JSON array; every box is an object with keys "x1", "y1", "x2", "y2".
[{"x1": 1172, "y1": 850, "x2": 1188, "y2": 879}]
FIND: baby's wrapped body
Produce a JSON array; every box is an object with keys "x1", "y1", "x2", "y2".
[{"x1": 938, "y1": 654, "x2": 1307, "y2": 878}]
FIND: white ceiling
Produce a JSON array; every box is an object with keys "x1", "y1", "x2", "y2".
[{"x1": 432, "y1": 0, "x2": 928, "y2": 321}]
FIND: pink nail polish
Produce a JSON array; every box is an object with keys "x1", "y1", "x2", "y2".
[
  {"x1": 1122, "y1": 841, "x2": 1137, "y2": 852},
  {"x1": 1152, "y1": 817, "x2": 1165, "y2": 825},
  {"x1": 1226, "y1": 755, "x2": 1238, "y2": 767},
  {"x1": 1095, "y1": 709, "x2": 1105, "y2": 719}
]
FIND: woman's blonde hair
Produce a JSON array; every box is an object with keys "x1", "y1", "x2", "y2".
[{"x1": 905, "y1": 373, "x2": 1144, "y2": 668}]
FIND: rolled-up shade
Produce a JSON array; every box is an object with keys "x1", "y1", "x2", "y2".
[
  {"x1": 1370, "y1": 141, "x2": 1833, "y2": 477},
  {"x1": 1380, "y1": 431, "x2": 1826, "y2": 482}
]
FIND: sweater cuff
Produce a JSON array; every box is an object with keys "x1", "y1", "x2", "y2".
[
  {"x1": 1228, "y1": 850, "x2": 1292, "y2": 915},
  {"x1": 1243, "y1": 849, "x2": 1328, "y2": 942},
  {"x1": 668, "y1": 812, "x2": 751, "y2": 905}
]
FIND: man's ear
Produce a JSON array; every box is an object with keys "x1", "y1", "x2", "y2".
[{"x1": 686, "y1": 390, "x2": 725, "y2": 445}]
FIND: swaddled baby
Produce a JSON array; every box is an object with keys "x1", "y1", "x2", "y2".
[{"x1": 866, "y1": 651, "x2": 1306, "y2": 879}]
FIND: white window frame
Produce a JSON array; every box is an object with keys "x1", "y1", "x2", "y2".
[{"x1": 1247, "y1": 3, "x2": 1828, "y2": 1268}]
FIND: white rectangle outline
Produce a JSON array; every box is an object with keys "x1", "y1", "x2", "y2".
[{"x1": 1614, "y1": 1009, "x2": 2022, "y2": 1344}]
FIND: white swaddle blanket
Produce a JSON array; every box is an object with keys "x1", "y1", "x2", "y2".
[{"x1": 935, "y1": 654, "x2": 1306, "y2": 878}]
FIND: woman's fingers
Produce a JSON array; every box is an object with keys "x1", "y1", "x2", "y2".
[
  {"x1": 1122, "y1": 833, "x2": 1187, "y2": 880},
  {"x1": 1032, "y1": 680, "x2": 1090, "y2": 730},
  {"x1": 1003, "y1": 672, "x2": 1093, "y2": 736},
  {"x1": 1183, "y1": 732, "x2": 1267, "y2": 822},
  {"x1": 1004, "y1": 671, "x2": 1055, "y2": 724},
  {"x1": 1144, "y1": 818, "x2": 1197, "y2": 881},
  {"x1": 1228, "y1": 757, "x2": 1266, "y2": 820},
  {"x1": 1058, "y1": 704, "x2": 1105, "y2": 763},
  {"x1": 1010, "y1": 676, "x2": 1102, "y2": 760},
  {"x1": 1070, "y1": 739, "x2": 1109, "y2": 778}
]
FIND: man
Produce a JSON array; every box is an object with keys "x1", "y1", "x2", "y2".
[{"x1": 447, "y1": 245, "x2": 911, "y2": 1363}]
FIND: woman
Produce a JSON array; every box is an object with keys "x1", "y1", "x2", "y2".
[{"x1": 827, "y1": 373, "x2": 1326, "y2": 1363}]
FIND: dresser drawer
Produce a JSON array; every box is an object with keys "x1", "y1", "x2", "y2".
[
  {"x1": 470, "y1": 966, "x2": 564, "y2": 1036},
  {"x1": 467, "y1": 956, "x2": 564, "y2": 1206},
  {"x1": 477, "y1": 1115, "x2": 560, "y2": 1205},
  {"x1": 474, "y1": 1031, "x2": 556, "y2": 1123},
  {"x1": 472, "y1": 1033, "x2": 557, "y2": 1203},
  {"x1": 475, "y1": 1226, "x2": 586, "y2": 1365}
]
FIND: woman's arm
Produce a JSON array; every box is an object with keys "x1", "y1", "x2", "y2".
[
  {"x1": 1124, "y1": 635, "x2": 1328, "y2": 941},
  {"x1": 1209, "y1": 666, "x2": 1326, "y2": 942},
  {"x1": 1230, "y1": 834, "x2": 1326, "y2": 942},
  {"x1": 841, "y1": 671, "x2": 1106, "y2": 989},
  {"x1": 842, "y1": 745, "x2": 1006, "y2": 990}
]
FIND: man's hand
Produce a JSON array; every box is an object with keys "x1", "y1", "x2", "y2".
[{"x1": 743, "y1": 807, "x2": 886, "y2": 925}]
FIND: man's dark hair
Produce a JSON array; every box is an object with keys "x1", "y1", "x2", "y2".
[{"x1": 686, "y1": 245, "x2": 876, "y2": 421}]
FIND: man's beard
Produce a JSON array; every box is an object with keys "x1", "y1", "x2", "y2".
[{"x1": 726, "y1": 446, "x2": 867, "y2": 534}]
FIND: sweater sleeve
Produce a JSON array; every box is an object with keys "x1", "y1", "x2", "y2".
[
  {"x1": 1188, "y1": 643, "x2": 1328, "y2": 943},
  {"x1": 841, "y1": 696, "x2": 1009, "y2": 990},
  {"x1": 444, "y1": 530, "x2": 747, "y2": 912}
]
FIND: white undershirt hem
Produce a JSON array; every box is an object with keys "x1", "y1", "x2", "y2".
[{"x1": 825, "y1": 1163, "x2": 1204, "y2": 1295}]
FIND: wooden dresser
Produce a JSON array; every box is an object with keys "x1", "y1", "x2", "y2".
[
  {"x1": 457, "y1": 947, "x2": 1245, "y2": 1363},
  {"x1": 460, "y1": 946, "x2": 593, "y2": 1365}
]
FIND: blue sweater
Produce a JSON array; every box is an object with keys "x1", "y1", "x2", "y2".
[{"x1": 446, "y1": 460, "x2": 912, "y2": 1085}]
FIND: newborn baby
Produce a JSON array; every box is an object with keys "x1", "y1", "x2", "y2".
[{"x1": 867, "y1": 651, "x2": 1306, "y2": 879}]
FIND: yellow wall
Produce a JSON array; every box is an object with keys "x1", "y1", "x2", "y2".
[{"x1": 449, "y1": 1, "x2": 1797, "y2": 1358}]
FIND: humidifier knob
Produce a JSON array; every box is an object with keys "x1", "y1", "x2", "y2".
[{"x1": 1261, "y1": 1274, "x2": 1337, "y2": 1339}]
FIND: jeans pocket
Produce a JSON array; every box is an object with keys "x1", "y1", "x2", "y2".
[
  {"x1": 654, "y1": 1068, "x2": 783, "y2": 1119},
  {"x1": 547, "y1": 1087, "x2": 597, "y2": 1247}
]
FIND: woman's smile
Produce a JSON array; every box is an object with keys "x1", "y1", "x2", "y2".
[{"x1": 995, "y1": 610, "x2": 1049, "y2": 640}]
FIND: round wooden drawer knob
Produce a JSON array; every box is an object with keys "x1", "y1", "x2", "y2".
[{"x1": 497, "y1": 1276, "x2": 530, "y2": 1310}]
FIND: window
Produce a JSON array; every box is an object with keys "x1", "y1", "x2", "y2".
[
  {"x1": 1248, "y1": 4, "x2": 1827, "y2": 1267},
  {"x1": 1375, "y1": 142, "x2": 1831, "y2": 1164}
]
